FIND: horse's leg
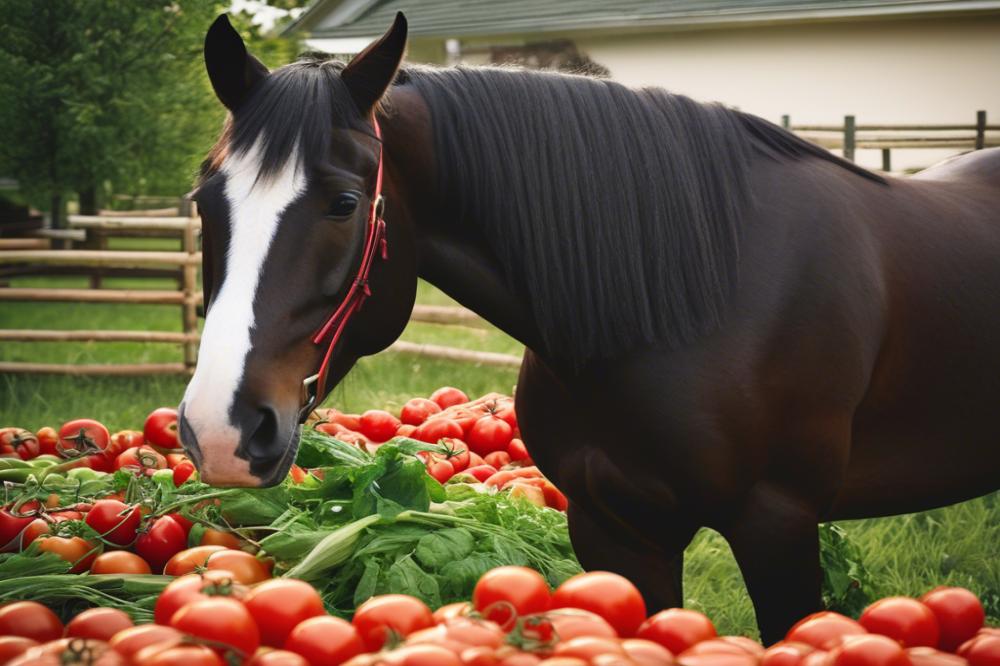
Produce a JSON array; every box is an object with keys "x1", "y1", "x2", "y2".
[
  {"x1": 568, "y1": 501, "x2": 696, "y2": 613},
  {"x1": 722, "y1": 484, "x2": 823, "y2": 645}
]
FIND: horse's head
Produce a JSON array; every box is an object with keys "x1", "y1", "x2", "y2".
[{"x1": 179, "y1": 13, "x2": 417, "y2": 487}]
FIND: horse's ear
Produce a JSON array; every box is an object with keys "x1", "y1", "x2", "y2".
[
  {"x1": 341, "y1": 12, "x2": 408, "y2": 115},
  {"x1": 204, "y1": 14, "x2": 269, "y2": 111}
]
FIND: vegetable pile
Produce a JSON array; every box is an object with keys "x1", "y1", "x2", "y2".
[
  {"x1": 2, "y1": 388, "x2": 997, "y2": 665},
  {"x1": 1, "y1": 569, "x2": 997, "y2": 665}
]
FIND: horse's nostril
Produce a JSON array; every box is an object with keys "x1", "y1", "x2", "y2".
[{"x1": 245, "y1": 406, "x2": 280, "y2": 461}]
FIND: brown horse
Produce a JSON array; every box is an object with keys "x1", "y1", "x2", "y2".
[{"x1": 179, "y1": 13, "x2": 1000, "y2": 642}]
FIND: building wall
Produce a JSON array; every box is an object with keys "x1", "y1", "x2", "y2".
[{"x1": 571, "y1": 15, "x2": 1000, "y2": 169}]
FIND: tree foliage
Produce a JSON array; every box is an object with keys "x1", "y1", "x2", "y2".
[{"x1": 0, "y1": 0, "x2": 303, "y2": 218}]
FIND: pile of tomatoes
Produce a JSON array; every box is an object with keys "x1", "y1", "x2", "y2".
[
  {"x1": 309, "y1": 388, "x2": 568, "y2": 511},
  {"x1": 1, "y1": 565, "x2": 997, "y2": 666},
  {"x1": 1, "y1": 408, "x2": 195, "y2": 486}
]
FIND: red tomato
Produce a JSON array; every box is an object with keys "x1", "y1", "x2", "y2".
[
  {"x1": 353, "y1": 594, "x2": 435, "y2": 651},
  {"x1": 36, "y1": 535, "x2": 98, "y2": 573},
  {"x1": 244, "y1": 578, "x2": 326, "y2": 649},
  {"x1": 166, "y1": 512, "x2": 193, "y2": 534},
  {"x1": 637, "y1": 608, "x2": 718, "y2": 654},
  {"x1": 0, "y1": 601, "x2": 63, "y2": 641},
  {"x1": 0, "y1": 428, "x2": 39, "y2": 460},
  {"x1": 907, "y1": 647, "x2": 969, "y2": 666},
  {"x1": 473, "y1": 566, "x2": 551, "y2": 627},
  {"x1": 284, "y1": 616, "x2": 365, "y2": 665},
  {"x1": 170, "y1": 596, "x2": 259, "y2": 658},
  {"x1": 144, "y1": 407, "x2": 180, "y2": 451},
  {"x1": 859, "y1": 597, "x2": 940, "y2": 648},
  {"x1": 414, "y1": 418, "x2": 464, "y2": 444},
  {"x1": 108, "y1": 430, "x2": 144, "y2": 458},
  {"x1": 84, "y1": 499, "x2": 142, "y2": 546},
  {"x1": 109, "y1": 624, "x2": 183, "y2": 661},
  {"x1": 554, "y1": 636, "x2": 626, "y2": 660},
  {"x1": 762, "y1": 642, "x2": 818, "y2": 666},
  {"x1": 829, "y1": 634, "x2": 910, "y2": 666},
  {"x1": 154, "y1": 569, "x2": 247, "y2": 625},
  {"x1": 0, "y1": 506, "x2": 35, "y2": 546},
  {"x1": 426, "y1": 457, "x2": 455, "y2": 483},
  {"x1": 494, "y1": 404, "x2": 518, "y2": 428},
  {"x1": 545, "y1": 608, "x2": 619, "y2": 641},
  {"x1": 36, "y1": 427, "x2": 59, "y2": 456},
  {"x1": 289, "y1": 464, "x2": 309, "y2": 484},
  {"x1": 19, "y1": 518, "x2": 48, "y2": 548},
  {"x1": 65, "y1": 607, "x2": 134, "y2": 641},
  {"x1": 401, "y1": 398, "x2": 442, "y2": 426},
  {"x1": 173, "y1": 461, "x2": 196, "y2": 485},
  {"x1": 359, "y1": 410, "x2": 402, "y2": 442},
  {"x1": 318, "y1": 410, "x2": 363, "y2": 431},
  {"x1": 430, "y1": 387, "x2": 470, "y2": 409},
  {"x1": 247, "y1": 650, "x2": 310, "y2": 666},
  {"x1": 551, "y1": 571, "x2": 647, "y2": 638},
  {"x1": 484, "y1": 451, "x2": 512, "y2": 468},
  {"x1": 467, "y1": 416, "x2": 514, "y2": 456},
  {"x1": 115, "y1": 446, "x2": 167, "y2": 472},
  {"x1": 959, "y1": 633, "x2": 1000, "y2": 666},
  {"x1": 204, "y1": 549, "x2": 273, "y2": 584},
  {"x1": 58, "y1": 418, "x2": 110, "y2": 456},
  {"x1": 464, "y1": 464, "x2": 498, "y2": 482},
  {"x1": 507, "y1": 438, "x2": 531, "y2": 462},
  {"x1": 396, "y1": 424, "x2": 418, "y2": 437},
  {"x1": 786, "y1": 612, "x2": 868, "y2": 650},
  {"x1": 165, "y1": 453, "x2": 188, "y2": 469},
  {"x1": 920, "y1": 587, "x2": 985, "y2": 652},
  {"x1": 134, "y1": 644, "x2": 224, "y2": 666},
  {"x1": 0, "y1": 637, "x2": 38, "y2": 664},
  {"x1": 136, "y1": 516, "x2": 190, "y2": 574},
  {"x1": 380, "y1": 644, "x2": 462, "y2": 666},
  {"x1": 90, "y1": 550, "x2": 152, "y2": 575},
  {"x1": 437, "y1": 438, "x2": 470, "y2": 472},
  {"x1": 163, "y1": 544, "x2": 228, "y2": 576}
]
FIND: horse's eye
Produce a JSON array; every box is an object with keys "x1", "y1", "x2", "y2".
[{"x1": 327, "y1": 192, "x2": 360, "y2": 219}]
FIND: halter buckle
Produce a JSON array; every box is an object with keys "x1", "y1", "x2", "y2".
[
  {"x1": 373, "y1": 194, "x2": 385, "y2": 221},
  {"x1": 298, "y1": 373, "x2": 319, "y2": 422}
]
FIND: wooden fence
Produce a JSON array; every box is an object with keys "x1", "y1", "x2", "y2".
[
  {"x1": 0, "y1": 214, "x2": 202, "y2": 376},
  {"x1": 0, "y1": 214, "x2": 522, "y2": 375},
  {"x1": 783, "y1": 110, "x2": 999, "y2": 171}
]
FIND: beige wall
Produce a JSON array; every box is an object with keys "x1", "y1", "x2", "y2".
[{"x1": 574, "y1": 15, "x2": 1000, "y2": 169}]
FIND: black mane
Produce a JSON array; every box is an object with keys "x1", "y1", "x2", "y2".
[
  {"x1": 402, "y1": 65, "x2": 883, "y2": 365},
  {"x1": 203, "y1": 57, "x2": 884, "y2": 366}
]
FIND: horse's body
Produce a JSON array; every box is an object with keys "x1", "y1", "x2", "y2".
[{"x1": 184, "y1": 14, "x2": 1000, "y2": 642}]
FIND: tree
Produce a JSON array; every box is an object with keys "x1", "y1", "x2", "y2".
[{"x1": 0, "y1": 1, "x2": 224, "y2": 224}]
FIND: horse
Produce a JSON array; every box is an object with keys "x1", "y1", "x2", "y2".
[{"x1": 178, "y1": 12, "x2": 1000, "y2": 642}]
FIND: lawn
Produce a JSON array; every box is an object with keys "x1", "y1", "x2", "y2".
[{"x1": 1, "y1": 254, "x2": 998, "y2": 636}]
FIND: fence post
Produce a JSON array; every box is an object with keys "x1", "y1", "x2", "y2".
[
  {"x1": 843, "y1": 115, "x2": 856, "y2": 162},
  {"x1": 976, "y1": 110, "x2": 986, "y2": 150},
  {"x1": 881, "y1": 149, "x2": 891, "y2": 172},
  {"x1": 781, "y1": 114, "x2": 790, "y2": 129},
  {"x1": 181, "y1": 213, "x2": 199, "y2": 373}
]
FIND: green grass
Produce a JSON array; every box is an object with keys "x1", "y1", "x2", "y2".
[{"x1": 1, "y1": 268, "x2": 998, "y2": 636}]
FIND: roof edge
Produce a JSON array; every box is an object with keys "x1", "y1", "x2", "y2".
[{"x1": 299, "y1": 0, "x2": 1000, "y2": 39}]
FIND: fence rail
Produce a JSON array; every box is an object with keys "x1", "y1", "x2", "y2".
[
  {"x1": 783, "y1": 110, "x2": 995, "y2": 171},
  {"x1": 1, "y1": 214, "x2": 520, "y2": 375}
]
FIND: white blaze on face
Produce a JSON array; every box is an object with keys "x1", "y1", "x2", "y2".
[{"x1": 182, "y1": 137, "x2": 305, "y2": 484}]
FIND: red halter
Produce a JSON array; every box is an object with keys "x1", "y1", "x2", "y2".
[{"x1": 298, "y1": 117, "x2": 387, "y2": 421}]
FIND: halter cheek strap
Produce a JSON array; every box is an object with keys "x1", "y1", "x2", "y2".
[{"x1": 298, "y1": 117, "x2": 387, "y2": 422}]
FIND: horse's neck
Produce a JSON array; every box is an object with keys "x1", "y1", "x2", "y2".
[{"x1": 382, "y1": 87, "x2": 543, "y2": 352}]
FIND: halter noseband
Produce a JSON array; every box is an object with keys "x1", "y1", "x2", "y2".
[{"x1": 298, "y1": 117, "x2": 387, "y2": 422}]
